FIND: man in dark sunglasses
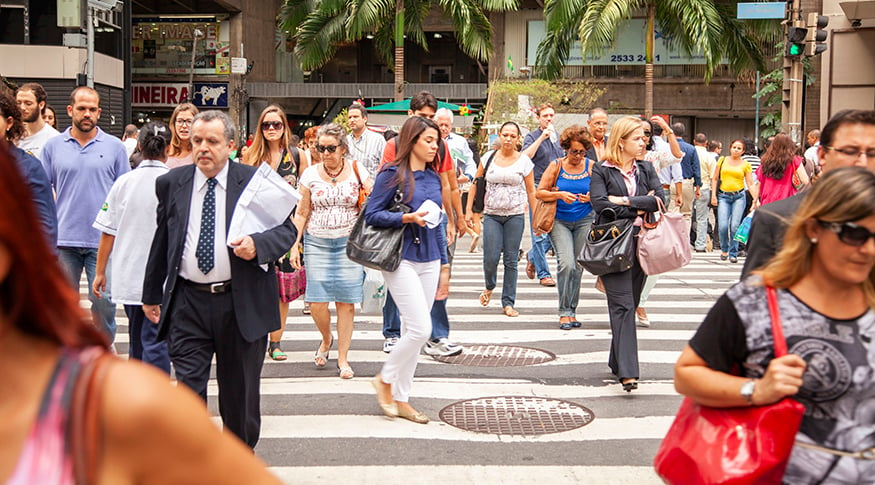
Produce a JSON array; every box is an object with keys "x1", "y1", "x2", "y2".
[{"x1": 742, "y1": 109, "x2": 875, "y2": 278}]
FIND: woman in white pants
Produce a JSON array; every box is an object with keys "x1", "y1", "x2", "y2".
[{"x1": 365, "y1": 116, "x2": 447, "y2": 424}]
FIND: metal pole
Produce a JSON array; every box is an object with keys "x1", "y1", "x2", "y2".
[
  {"x1": 755, "y1": 71, "x2": 760, "y2": 144},
  {"x1": 87, "y1": 6, "x2": 94, "y2": 87},
  {"x1": 188, "y1": 29, "x2": 202, "y2": 103}
]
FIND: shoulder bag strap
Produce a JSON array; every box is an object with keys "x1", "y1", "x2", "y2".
[
  {"x1": 71, "y1": 348, "x2": 116, "y2": 485},
  {"x1": 482, "y1": 150, "x2": 497, "y2": 175},
  {"x1": 550, "y1": 159, "x2": 562, "y2": 189},
  {"x1": 765, "y1": 286, "x2": 789, "y2": 357}
]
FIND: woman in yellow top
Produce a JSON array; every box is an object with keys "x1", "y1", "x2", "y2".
[{"x1": 710, "y1": 139, "x2": 759, "y2": 263}]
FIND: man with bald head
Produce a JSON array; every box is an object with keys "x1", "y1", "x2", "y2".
[
  {"x1": 585, "y1": 108, "x2": 609, "y2": 161},
  {"x1": 742, "y1": 110, "x2": 875, "y2": 277}
]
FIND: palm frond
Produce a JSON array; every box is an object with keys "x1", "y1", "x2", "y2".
[
  {"x1": 294, "y1": 10, "x2": 351, "y2": 69},
  {"x1": 438, "y1": 0, "x2": 494, "y2": 61},
  {"x1": 277, "y1": 0, "x2": 320, "y2": 34},
  {"x1": 347, "y1": 0, "x2": 394, "y2": 39},
  {"x1": 656, "y1": 0, "x2": 724, "y2": 79},
  {"x1": 577, "y1": 0, "x2": 645, "y2": 57}
]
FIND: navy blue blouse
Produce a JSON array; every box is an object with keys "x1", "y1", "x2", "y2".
[{"x1": 364, "y1": 165, "x2": 447, "y2": 265}]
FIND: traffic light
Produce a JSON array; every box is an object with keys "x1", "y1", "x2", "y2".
[
  {"x1": 786, "y1": 23, "x2": 807, "y2": 57},
  {"x1": 805, "y1": 13, "x2": 829, "y2": 56}
]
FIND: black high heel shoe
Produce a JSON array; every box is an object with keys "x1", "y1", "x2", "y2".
[{"x1": 621, "y1": 379, "x2": 638, "y2": 392}]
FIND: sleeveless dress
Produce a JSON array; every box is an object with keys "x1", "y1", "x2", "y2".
[
  {"x1": 7, "y1": 348, "x2": 94, "y2": 485},
  {"x1": 274, "y1": 148, "x2": 305, "y2": 302}
]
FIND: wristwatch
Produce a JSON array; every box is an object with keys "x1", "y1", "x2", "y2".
[
  {"x1": 621, "y1": 196, "x2": 630, "y2": 205},
  {"x1": 740, "y1": 380, "x2": 756, "y2": 405},
  {"x1": 665, "y1": 129, "x2": 675, "y2": 136}
]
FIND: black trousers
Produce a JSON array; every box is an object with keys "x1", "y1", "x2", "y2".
[
  {"x1": 167, "y1": 282, "x2": 267, "y2": 448},
  {"x1": 600, "y1": 239, "x2": 646, "y2": 381}
]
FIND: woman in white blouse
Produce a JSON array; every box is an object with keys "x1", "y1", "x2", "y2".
[
  {"x1": 466, "y1": 121, "x2": 537, "y2": 317},
  {"x1": 290, "y1": 123, "x2": 371, "y2": 379}
]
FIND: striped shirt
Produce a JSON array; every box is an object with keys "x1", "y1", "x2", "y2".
[{"x1": 347, "y1": 129, "x2": 386, "y2": 176}]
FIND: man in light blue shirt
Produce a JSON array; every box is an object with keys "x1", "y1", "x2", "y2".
[{"x1": 41, "y1": 87, "x2": 130, "y2": 341}]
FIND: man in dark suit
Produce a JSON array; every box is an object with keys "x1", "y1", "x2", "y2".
[
  {"x1": 741, "y1": 109, "x2": 875, "y2": 278},
  {"x1": 142, "y1": 110, "x2": 297, "y2": 448}
]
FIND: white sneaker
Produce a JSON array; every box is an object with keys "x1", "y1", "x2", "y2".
[
  {"x1": 424, "y1": 338, "x2": 463, "y2": 357},
  {"x1": 383, "y1": 337, "x2": 399, "y2": 353}
]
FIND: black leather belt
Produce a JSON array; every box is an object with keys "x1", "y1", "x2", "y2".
[
  {"x1": 718, "y1": 189, "x2": 745, "y2": 196},
  {"x1": 182, "y1": 279, "x2": 232, "y2": 293}
]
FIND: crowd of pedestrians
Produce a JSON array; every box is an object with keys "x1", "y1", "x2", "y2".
[{"x1": 4, "y1": 74, "x2": 875, "y2": 483}]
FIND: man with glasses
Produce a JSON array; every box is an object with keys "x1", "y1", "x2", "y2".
[
  {"x1": 584, "y1": 107, "x2": 609, "y2": 161},
  {"x1": 742, "y1": 109, "x2": 875, "y2": 278}
]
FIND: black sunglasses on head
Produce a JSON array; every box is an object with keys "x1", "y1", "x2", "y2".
[
  {"x1": 818, "y1": 221, "x2": 875, "y2": 247},
  {"x1": 315, "y1": 144, "x2": 340, "y2": 153}
]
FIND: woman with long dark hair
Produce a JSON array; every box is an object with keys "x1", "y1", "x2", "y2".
[
  {"x1": 711, "y1": 138, "x2": 758, "y2": 263},
  {"x1": 0, "y1": 144, "x2": 281, "y2": 483},
  {"x1": 589, "y1": 116, "x2": 665, "y2": 392},
  {"x1": 756, "y1": 133, "x2": 809, "y2": 206},
  {"x1": 366, "y1": 116, "x2": 446, "y2": 424},
  {"x1": 243, "y1": 105, "x2": 308, "y2": 361}
]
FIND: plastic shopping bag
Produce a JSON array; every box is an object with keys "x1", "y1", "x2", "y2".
[
  {"x1": 361, "y1": 267, "x2": 386, "y2": 313},
  {"x1": 734, "y1": 211, "x2": 754, "y2": 244}
]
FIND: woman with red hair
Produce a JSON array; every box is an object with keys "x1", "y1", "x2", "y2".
[{"x1": 0, "y1": 145, "x2": 280, "y2": 483}]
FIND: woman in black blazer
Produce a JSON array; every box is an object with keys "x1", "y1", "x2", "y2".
[{"x1": 589, "y1": 116, "x2": 665, "y2": 392}]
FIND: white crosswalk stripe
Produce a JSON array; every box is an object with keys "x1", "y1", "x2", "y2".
[{"x1": 82, "y1": 242, "x2": 743, "y2": 484}]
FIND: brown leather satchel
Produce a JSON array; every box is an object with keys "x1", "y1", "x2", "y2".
[{"x1": 532, "y1": 160, "x2": 561, "y2": 235}]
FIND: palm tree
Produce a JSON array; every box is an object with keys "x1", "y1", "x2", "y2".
[
  {"x1": 279, "y1": 0, "x2": 519, "y2": 102},
  {"x1": 535, "y1": 0, "x2": 778, "y2": 117}
]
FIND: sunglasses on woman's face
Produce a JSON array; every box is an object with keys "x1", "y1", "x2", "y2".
[
  {"x1": 819, "y1": 221, "x2": 875, "y2": 247},
  {"x1": 262, "y1": 121, "x2": 284, "y2": 131},
  {"x1": 315, "y1": 144, "x2": 339, "y2": 153}
]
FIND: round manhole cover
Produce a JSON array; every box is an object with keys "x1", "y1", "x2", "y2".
[
  {"x1": 440, "y1": 396, "x2": 594, "y2": 436},
  {"x1": 431, "y1": 344, "x2": 555, "y2": 366}
]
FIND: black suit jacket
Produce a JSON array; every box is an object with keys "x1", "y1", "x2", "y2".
[
  {"x1": 585, "y1": 135, "x2": 608, "y2": 162},
  {"x1": 740, "y1": 192, "x2": 804, "y2": 279},
  {"x1": 590, "y1": 160, "x2": 664, "y2": 221},
  {"x1": 142, "y1": 161, "x2": 297, "y2": 342}
]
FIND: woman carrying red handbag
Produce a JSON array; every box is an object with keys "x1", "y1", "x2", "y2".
[{"x1": 671, "y1": 167, "x2": 875, "y2": 484}]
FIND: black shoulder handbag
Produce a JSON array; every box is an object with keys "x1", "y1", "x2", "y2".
[
  {"x1": 471, "y1": 151, "x2": 497, "y2": 214},
  {"x1": 577, "y1": 207, "x2": 636, "y2": 276},
  {"x1": 346, "y1": 187, "x2": 411, "y2": 272}
]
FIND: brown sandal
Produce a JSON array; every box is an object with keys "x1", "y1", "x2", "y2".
[{"x1": 479, "y1": 289, "x2": 492, "y2": 307}]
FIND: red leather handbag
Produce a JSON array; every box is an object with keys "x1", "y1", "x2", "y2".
[{"x1": 654, "y1": 286, "x2": 805, "y2": 485}]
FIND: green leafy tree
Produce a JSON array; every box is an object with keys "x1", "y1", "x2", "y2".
[
  {"x1": 484, "y1": 79, "x2": 604, "y2": 131},
  {"x1": 754, "y1": 42, "x2": 816, "y2": 140},
  {"x1": 279, "y1": 0, "x2": 519, "y2": 102},
  {"x1": 535, "y1": 0, "x2": 779, "y2": 117}
]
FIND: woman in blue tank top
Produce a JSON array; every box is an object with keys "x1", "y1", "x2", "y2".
[{"x1": 535, "y1": 125, "x2": 595, "y2": 330}]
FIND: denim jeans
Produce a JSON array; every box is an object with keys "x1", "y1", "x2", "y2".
[
  {"x1": 382, "y1": 215, "x2": 450, "y2": 341},
  {"x1": 58, "y1": 247, "x2": 116, "y2": 340},
  {"x1": 694, "y1": 187, "x2": 711, "y2": 250},
  {"x1": 527, "y1": 207, "x2": 553, "y2": 279},
  {"x1": 483, "y1": 213, "x2": 525, "y2": 308},
  {"x1": 548, "y1": 214, "x2": 594, "y2": 317},
  {"x1": 717, "y1": 191, "x2": 746, "y2": 258},
  {"x1": 124, "y1": 304, "x2": 170, "y2": 374}
]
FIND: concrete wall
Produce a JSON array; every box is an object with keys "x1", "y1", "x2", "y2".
[{"x1": 0, "y1": 45, "x2": 124, "y2": 89}]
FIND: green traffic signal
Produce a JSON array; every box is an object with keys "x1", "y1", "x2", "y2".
[
  {"x1": 788, "y1": 42, "x2": 805, "y2": 56},
  {"x1": 786, "y1": 26, "x2": 807, "y2": 57}
]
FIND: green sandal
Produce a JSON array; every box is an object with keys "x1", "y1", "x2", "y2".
[{"x1": 268, "y1": 341, "x2": 287, "y2": 361}]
